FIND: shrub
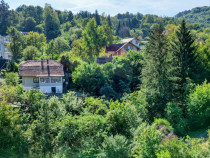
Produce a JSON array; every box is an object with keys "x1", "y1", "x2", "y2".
[
  {"x1": 132, "y1": 123, "x2": 162, "y2": 158},
  {"x1": 4, "y1": 72, "x2": 19, "y2": 86},
  {"x1": 62, "y1": 91, "x2": 83, "y2": 115},
  {"x1": 187, "y1": 81, "x2": 210, "y2": 130},
  {"x1": 0, "y1": 102, "x2": 28, "y2": 156},
  {"x1": 98, "y1": 135, "x2": 131, "y2": 158},
  {"x1": 165, "y1": 102, "x2": 187, "y2": 136},
  {"x1": 72, "y1": 62, "x2": 106, "y2": 95},
  {"x1": 83, "y1": 97, "x2": 108, "y2": 115},
  {"x1": 107, "y1": 101, "x2": 142, "y2": 137}
]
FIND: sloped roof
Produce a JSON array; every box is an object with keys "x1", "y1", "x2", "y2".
[
  {"x1": 106, "y1": 44, "x2": 124, "y2": 52},
  {"x1": 19, "y1": 60, "x2": 64, "y2": 77},
  {"x1": 121, "y1": 38, "x2": 135, "y2": 44}
]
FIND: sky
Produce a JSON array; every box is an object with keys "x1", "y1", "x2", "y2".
[{"x1": 5, "y1": 0, "x2": 210, "y2": 17}]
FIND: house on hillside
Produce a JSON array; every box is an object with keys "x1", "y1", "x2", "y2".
[
  {"x1": 105, "y1": 38, "x2": 141, "y2": 56},
  {"x1": 0, "y1": 35, "x2": 12, "y2": 59},
  {"x1": 19, "y1": 59, "x2": 64, "y2": 93}
]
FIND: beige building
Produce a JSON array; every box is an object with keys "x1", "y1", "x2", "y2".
[
  {"x1": 105, "y1": 38, "x2": 141, "y2": 56},
  {"x1": 0, "y1": 35, "x2": 12, "y2": 59},
  {"x1": 19, "y1": 60, "x2": 64, "y2": 93}
]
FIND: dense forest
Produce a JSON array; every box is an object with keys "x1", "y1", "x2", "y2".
[
  {"x1": 175, "y1": 6, "x2": 210, "y2": 28},
  {"x1": 0, "y1": 0, "x2": 210, "y2": 157}
]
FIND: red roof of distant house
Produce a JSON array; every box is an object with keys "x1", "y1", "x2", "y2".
[
  {"x1": 19, "y1": 60, "x2": 64, "y2": 77},
  {"x1": 106, "y1": 44, "x2": 124, "y2": 52}
]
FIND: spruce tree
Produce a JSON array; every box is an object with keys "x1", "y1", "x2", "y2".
[
  {"x1": 142, "y1": 24, "x2": 172, "y2": 118},
  {"x1": 107, "y1": 14, "x2": 112, "y2": 29},
  {"x1": 95, "y1": 10, "x2": 101, "y2": 26},
  {"x1": 171, "y1": 20, "x2": 197, "y2": 106},
  {"x1": 115, "y1": 21, "x2": 121, "y2": 36}
]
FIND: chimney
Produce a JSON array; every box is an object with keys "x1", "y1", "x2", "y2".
[
  {"x1": 47, "y1": 59, "x2": 50, "y2": 76},
  {"x1": 41, "y1": 58, "x2": 44, "y2": 71}
]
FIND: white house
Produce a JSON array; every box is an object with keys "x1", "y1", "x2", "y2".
[
  {"x1": 0, "y1": 35, "x2": 12, "y2": 59},
  {"x1": 19, "y1": 60, "x2": 64, "y2": 93}
]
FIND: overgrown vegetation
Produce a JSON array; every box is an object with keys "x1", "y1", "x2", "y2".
[{"x1": 0, "y1": 1, "x2": 210, "y2": 157}]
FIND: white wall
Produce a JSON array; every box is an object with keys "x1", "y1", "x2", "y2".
[
  {"x1": 22, "y1": 77, "x2": 39, "y2": 88},
  {"x1": 22, "y1": 76, "x2": 63, "y2": 94},
  {"x1": 40, "y1": 85, "x2": 63, "y2": 94}
]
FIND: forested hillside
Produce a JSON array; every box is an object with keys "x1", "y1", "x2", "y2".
[
  {"x1": 175, "y1": 6, "x2": 210, "y2": 28},
  {"x1": 0, "y1": 0, "x2": 210, "y2": 157}
]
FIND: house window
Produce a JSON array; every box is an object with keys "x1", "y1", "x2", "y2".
[
  {"x1": 40, "y1": 78, "x2": 45, "y2": 83},
  {"x1": 40, "y1": 77, "x2": 50, "y2": 83},
  {"x1": 45, "y1": 77, "x2": 50, "y2": 83},
  {"x1": 33, "y1": 77, "x2": 39, "y2": 83},
  {"x1": 51, "y1": 77, "x2": 61, "y2": 83}
]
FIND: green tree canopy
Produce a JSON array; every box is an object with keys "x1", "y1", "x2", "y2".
[
  {"x1": 7, "y1": 27, "x2": 25, "y2": 61},
  {"x1": 0, "y1": 0, "x2": 10, "y2": 35},
  {"x1": 25, "y1": 32, "x2": 46, "y2": 51},
  {"x1": 22, "y1": 46, "x2": 41, "y2": 60},
  {"x1": 43, "y1": 5, "x2": 60, "y2": 40}
]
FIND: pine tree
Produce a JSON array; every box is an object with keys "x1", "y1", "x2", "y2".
[
  {"x1": 171, "y1": 20, "x2": 197, "y2": 106},
  {"x1": 95, "y1": 10, "x2": 101, "y2": 26},
  {"x1": 142, "y1": 24, "x2": 172, "y2": 118}
]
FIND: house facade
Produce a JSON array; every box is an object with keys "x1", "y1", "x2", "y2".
[
  {"x1": 0, "y1": 35, "x2": 12, "y2": 59},
  {"x1": 19, "y1": 60, "x2": 64, "y2": 93},
  {"x1": 105, "y1": 38, "x2": 141, "y2": 56}
]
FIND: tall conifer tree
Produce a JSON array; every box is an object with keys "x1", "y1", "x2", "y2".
[
  {"x1": 142, "y1": 24, "x2": 172, "y2": 118},
  {"x1": 171, "y1": 20, "x2": 197, "y2": 106},
  {"x1": 107, "y1": 14, "x2": 112, "y2": 29},
  {"x1": 95, "y1": 10, "x2": 101, "y2": 26}
]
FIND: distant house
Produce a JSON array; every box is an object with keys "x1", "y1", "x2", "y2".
[
  {"x1": 19, "y1": 60, "x2": 64, "y2": 93},
  {"x1": 0, "y1": 35, "x2": 12, "y2": 59},
  {"x1": 105, "y1": 38, "x2": 141, "y2": 56}
]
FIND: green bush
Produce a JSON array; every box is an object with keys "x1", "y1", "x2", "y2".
[
  {"x1": 83, "y1": 97, "x2": 108, "y2": 115},
  {"x1": 132, "y1": 123, "x2": 162, "y2": 158},
  {"x1": 72, "y1": 62, "x2": 106, "y2": 95},
  {"x1": 187, "y1": 81, "x2": 210, "y2": 130},
  {"x1": 62, "y1": 91, "x2": 83, "y2": 115},
  {"x1": 98, "y1": 135, "x2": 131, "y2": 158},
  {"x1": 165, "y1": 102, "x2": 187, "y2": 136},
  {"x1": 107, "y1": 101, "x2": 142, "y2": 137},
  {"x1": 4, "y1": 72, "x2": 19, "y2": 86},
  {"x1": 0, "y1": 102, "x2": 28, "y2": 156}
]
